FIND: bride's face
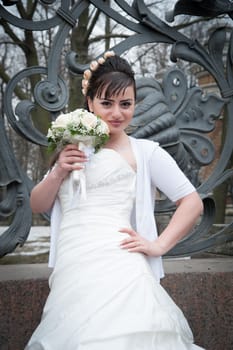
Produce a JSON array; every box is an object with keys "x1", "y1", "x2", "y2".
[{"x1": 87, "y1": 85, "x2": 135, "y2": 136}]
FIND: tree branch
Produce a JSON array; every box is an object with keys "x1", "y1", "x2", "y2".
[
  {"x1": 85, "y1": 8, "x2": 101, "y2": 43},
  {"x1": 0, "y1": 63, "x2": 28, "y2": 100},
  {"x1": 0, "y1": 18, "x2": 24, "y2": 49},
  {"x1": 88, "y1": 33, "x2": 130, "y2": 45}
]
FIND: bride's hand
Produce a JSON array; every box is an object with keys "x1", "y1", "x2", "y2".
[
  {"x1": 119, "y1": 227, "x2": 165, "y2": 257},
  {"x1": 53, "y1": 144, "x2": 88, "y2": 179}
]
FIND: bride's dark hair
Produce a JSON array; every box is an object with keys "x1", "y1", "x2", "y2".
[{"x1": 84, "y1": 55, "x2": 136, "y2": 109}]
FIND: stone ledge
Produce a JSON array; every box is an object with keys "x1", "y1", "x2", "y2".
[
  {"x1": 1, "y1": 257, "x2": 232, "y2": 281},
  {"x1": 0, "y1": 259, "x2": 233, "y2": 350}
]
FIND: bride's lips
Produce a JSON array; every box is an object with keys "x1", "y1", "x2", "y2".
[{"x1": 108, "y1": 120, "x2": 122, "y2": 127}]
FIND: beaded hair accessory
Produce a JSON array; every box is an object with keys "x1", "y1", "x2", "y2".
[{"x1": 81, "y1": 50, "x2": 115, "y2": 96}]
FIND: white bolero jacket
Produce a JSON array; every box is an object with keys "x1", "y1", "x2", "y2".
[{"x1": 48, "y1": 137, "x2": 195, "y2": 281}]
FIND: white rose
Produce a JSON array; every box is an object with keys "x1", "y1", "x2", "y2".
[
  {"x1": 70, "y1": 110, "x2": 81, "y2": 125},
  {"x1": 62, "y1": 129, "x2": 72, "y2": 142},
  {"x1": 81, "y1": 112, "x2": 98, "y2": 130},
  {"x1": 47, "y1": 128, "x2": 53, "y2": 138},
  {"x1": 97, "y1": 120, "x2": 109, "y2": 134},
  {"x1": 53, "y1": 113, "x2": 70, "y2": 128}
]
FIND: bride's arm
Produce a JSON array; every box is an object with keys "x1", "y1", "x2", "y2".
[
  {"x1": 119, "y1": 145, "x2": 203, "y2": 256},
  {"x1": 30, "y1": 144, "x2": 87, "y2": 213},
  {"x1": 30, "y1": 167, "x2": 65, "y2": 214},
  {"x1": 119, "y1": 191, "x2": 203, "y2": 256}
]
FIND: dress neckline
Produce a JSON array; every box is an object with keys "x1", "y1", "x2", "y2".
[{"x1": 101, "y1": 148, "x2": 137, "y2": 174}]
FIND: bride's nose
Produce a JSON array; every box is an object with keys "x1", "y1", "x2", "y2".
[{"x1": 111, "y1": 104, "x2": 122, "y2": 119}]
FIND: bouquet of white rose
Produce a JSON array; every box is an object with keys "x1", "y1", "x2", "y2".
[
  {"x1": 47, "y1": 108, "x2": 109, "y2": 153},
  {"x1": 47, "y1": 108, "x2": 110, "y2": 201}
]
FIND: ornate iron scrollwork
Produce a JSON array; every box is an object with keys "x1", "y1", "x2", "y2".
[
  {"x1": 166, "y1": 0, "x2": 233, "y2": 22},
  {"x1": 129, "y1": 68, "x2": 224, "y2": 183},
  {"x1": 0, "y1": 0, "x2": 233, "y2": 258}
]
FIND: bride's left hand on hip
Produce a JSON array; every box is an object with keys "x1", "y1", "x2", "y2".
[{"x1": 119, "y1": 227, "x2": 164, "y2": 257}]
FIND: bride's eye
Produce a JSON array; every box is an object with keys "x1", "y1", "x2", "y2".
[
  {"x1": 121, "y1": 101, "x2": 132, "y2": 108},
  {"x1": 101, "y1": 101, "x2": 111, "y2": 107}
]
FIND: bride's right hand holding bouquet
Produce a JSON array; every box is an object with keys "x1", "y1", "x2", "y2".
[{"x1": 47, "y1": 108, "x2": 110, "y2": 200}]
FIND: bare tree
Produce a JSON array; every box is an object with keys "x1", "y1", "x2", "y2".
[{"x1": 0, "y1": 1, "x2": 131, "y2": 186}]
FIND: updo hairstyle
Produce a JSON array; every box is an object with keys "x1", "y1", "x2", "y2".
[{"x1": 84, "y1": 55, "x2": 136, "y2": 109}]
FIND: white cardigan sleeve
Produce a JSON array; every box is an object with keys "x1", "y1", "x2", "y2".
[
  {"x1": 149, "y1": 146, "x2": 196, "y2": 202},
  {"x1": 130, "y1": 137, "x2": 196, "y2": 281}
]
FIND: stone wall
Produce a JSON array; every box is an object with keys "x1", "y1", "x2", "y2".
[{"x1": 0, "y1": 259, "x2": 232, "y2": 350}]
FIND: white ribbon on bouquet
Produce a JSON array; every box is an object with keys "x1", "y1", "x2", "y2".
[{"x1": 68, "y1": 136, "x2": 95, "y2": 207}]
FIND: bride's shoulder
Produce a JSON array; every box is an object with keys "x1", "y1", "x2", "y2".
[{"x1": 130, "y1": 136, "x2": 159, "y2": 153}]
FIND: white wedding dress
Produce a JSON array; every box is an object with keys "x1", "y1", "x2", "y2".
[{"x1": 26, "y1": 148, "x2": 204, "y2": 350}]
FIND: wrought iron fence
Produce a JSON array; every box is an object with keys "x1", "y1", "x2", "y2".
[{"x1": 0, "y1": 0, "x2": 233, "y2": 258}]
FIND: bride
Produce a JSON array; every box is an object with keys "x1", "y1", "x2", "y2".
[{"x1": 25, "y1": 52, "x2": 204, "y2": 349}]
